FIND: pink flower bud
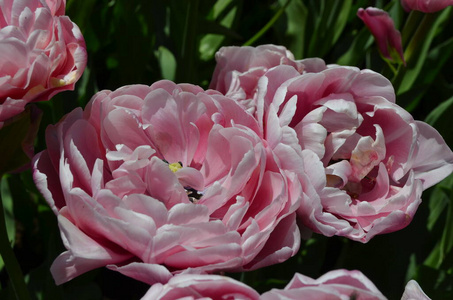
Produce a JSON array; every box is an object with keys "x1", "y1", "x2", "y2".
[
  {"x1": 358, "y1": 7, "x2": 405, "y2": 65},
  {"x1": 401, "y1": 0, "x2": 453, "y2": 12}
]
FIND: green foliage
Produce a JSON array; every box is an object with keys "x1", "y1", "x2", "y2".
[
  {"x1": 1, "y1": 177, "x2": 15, "y2": 249},
  {"x1": 393, "y1": 7, "x2": 453, "y2": 96}
]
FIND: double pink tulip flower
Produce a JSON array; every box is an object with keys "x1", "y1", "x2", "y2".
[
  {"x1": 211, "y1": 45, "x2": 453, "y2": 243},
  {"x1": 0, "y1": 0, "x2": 86, "y2": 128},
  {"x1": 33, "y1": 81, "x2": 303, "y2": 285}
]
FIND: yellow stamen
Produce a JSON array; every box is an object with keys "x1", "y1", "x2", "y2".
[
  {"x1": 168, "y1": 162, "x2": 182, "y2": 173},
  {"x1": 50, "y1": 77, "x2": 67, "y2": 87}
]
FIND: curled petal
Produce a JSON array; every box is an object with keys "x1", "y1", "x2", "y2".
[{"x1": 401, "y1": 280, "x2": 431, "y2": 300}]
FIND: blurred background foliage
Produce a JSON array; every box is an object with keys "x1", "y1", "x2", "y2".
[{"x1": 1, "y1": 0, "x2": 453, "y2": 299}]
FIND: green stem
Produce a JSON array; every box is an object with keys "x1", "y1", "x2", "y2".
[
  {"x1": 400, "y1": 10, "x2": 423, "y2": 48},
  {"x1": 0, "y1": 175, "x2": 30, "y2": 300},
  {"x1": 404, "y1": 13, "x2": 438, "y2": 63},
  {"x1": 383, "y1": 56, "x2": 398, "y2": 76},
  {"x1": 392, "y1": 11, "x2": 441, "y2": 95},
  {"x1": 178, "y1": 0, "x2": 199, "y2": 84},
  {"x1": 243, "y1": 0, "x2": 292, "y2": 46}
]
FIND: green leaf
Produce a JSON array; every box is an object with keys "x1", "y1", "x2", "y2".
[
  {"x1": 425, "y1": 95, "x2": 453, "y2": 126},
  {"x1": 156, "y1": 46, "x2": 177, "y2": 81},
  {"x1": 307, "y1": 0, "x2": 352, "y2": 58},
  {"x1": 415, "y1": 265, "x2": 453, "y2": 298},
  {"x1": 427, "y1": 185, "x2": 450, "y2": 232},
  {"x1": 424, "y1": 240, "x2": 442, "y2": 269},
  {"x1": 0, "y1": 176, "x2": 15, "y2": 247},
  {"x1": 243, "y1": 0, "x2": 291, "y2": 47},
  {"x1": 199, "y1": 5, "x2": 241, "y2": 61},
  {"x1": 405, "y1": 254, "x2": 418, "y2": 283},
  {"x1": 439, "y1": 192, "x2": 453, "y2": 266},
  {"x1": 172, "y1": 0, "x2": 200, "y2": 83},
  {"x1": 278, "y1": 0, "x2": 307, "y2": 59},
  {"x1": 393, "y1": 7, "x2": 453, "y2": 95},
  {"x1": 424, "y1": 95, "x2": 453, "y2": 147},
  {"x1": 424, "y1": 174, "x2": 453, "y2": 269},
  {"x1": 396, "y1": 37, "x2": 453, "y2": 111},
  {"x1": 336, "y1": 27, "x2": 373, "y2": 66}
]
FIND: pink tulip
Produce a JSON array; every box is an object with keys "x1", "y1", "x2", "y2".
[
  {"x1": 261, "y1": 269, "x2": 387, "y2": 300},
  {"x1": 0, "y1": 0, "x2": 87, "y2": 128},
  {"x1": 358, "y1": 7, "x2": 405, "y2": 64},
  {"x1": 211, "y1": 45, "x2": 453, "y2": 242},
  {"x1": 401, "y1": 0, "x2": 453, "y2": 12},
  {"x1": 141, "y1": 274, "x2": 260, "y2": 300},
  {"x1": 253, "y1": 62, "x2": 453, "y2": 242},
  {"x1": 401, "y1": 280, "x2": 431, "y2": 300},
  {"x1": 33, "y1": 81, "x2": 302, "y2": 285}
]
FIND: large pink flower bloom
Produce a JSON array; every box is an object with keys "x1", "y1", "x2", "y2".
[
  {"x1": 401, "y1": 0, "x2": 453, "y2": 12},
  {"x1": 261, "y1": 269, "x2": 387, "y2": 300},
  {"x1": 141, "y1": 274, "x2": 260, "y2": 300},
  {"x1": 357, "y1": 7, "x2": 405, "y2": 64},
  {"x1": 254, "y1": 62, "x2": 453, "y2": 242},
  {"x1": 33, "y1": 81, "x2": 301, "y2": 285},
  {"x1": 210, "y1": 45, "x2": 453, "y2": 242},
  {"x1": 0, "y1": 0, "x2": 87, "y2": 128}
]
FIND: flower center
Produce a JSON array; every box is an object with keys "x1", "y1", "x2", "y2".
[
  {"x1": 164, "y1": 159, "x2": 204, "y2": 203},
  {"x1": 168, "y1": 161, "x2": 183, "y2": 173}
]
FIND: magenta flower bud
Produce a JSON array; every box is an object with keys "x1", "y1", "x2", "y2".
[
  {"x1": 401, "y1": 0, "x2": 453, "y2": 12},
  {"x1": 357, "y1": 7, "x2": 405, "y2": 65}
]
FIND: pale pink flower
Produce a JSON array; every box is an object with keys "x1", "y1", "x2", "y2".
[
  {"x1": 0, "y1": 0, "x2": 87, "y2": 128},
  {"x1": 401, "y1": 280, "x2": 431, "y2": 300},
  {"x1": 141, "y1": 274, "x2": 260, "y2": 300},
  {"x1": 253, "y1": 61, "x2": 453, "y2": 242},
  {"x1": 209, "y1": 45, "x2": 324, "y2": 113},
  {"x1": 140, "y1": 272, "x2": 429, "y2": 300},
  {"x1": 358, "y1": 7, "x2": 405, "y2": 64},
  {"x1": 33, "y1": 81, "x2": 301, "y2": 285},
  {"x1": 261, "y1": 269, "x2": 387, "y2": 300},
  {"x1": 401, "y1": 0, "x2": 453, "y2": 12}
]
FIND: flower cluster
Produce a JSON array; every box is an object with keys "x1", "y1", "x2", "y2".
[
  {"x1": 0, "y1": 0, "x2": 451, "y2": 298},
  {"x1": 32, "y1": 42, "x2": 452, "y2": 298}
]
